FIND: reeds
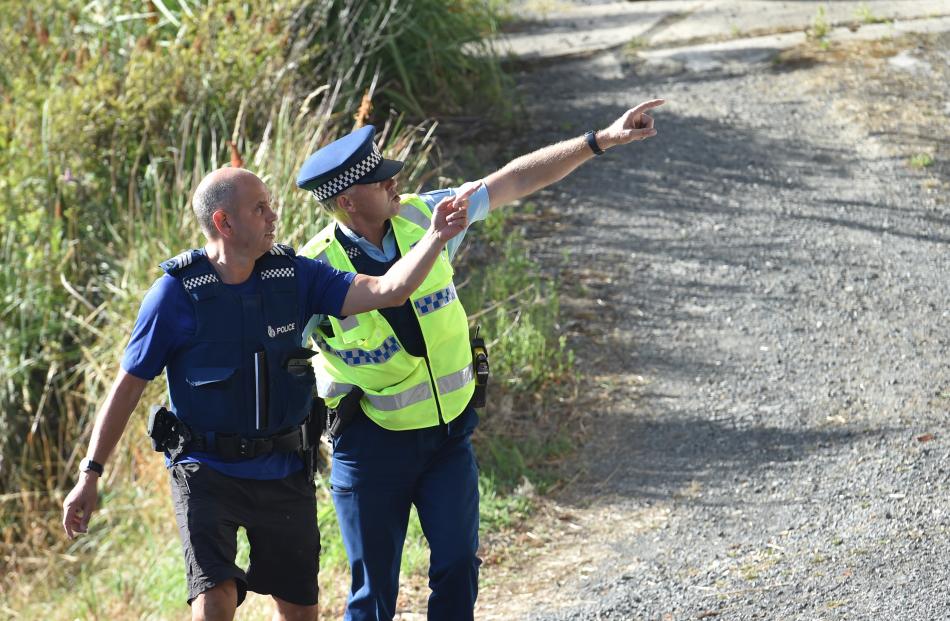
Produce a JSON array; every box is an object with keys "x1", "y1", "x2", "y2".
[{"x1": 1, "y1": 1, "x2": 509, "y2": 612}]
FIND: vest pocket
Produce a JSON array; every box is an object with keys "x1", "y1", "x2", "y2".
[
  {"x1": 276, "y1": 362, "x2": 315, "y2": 429},
  {"x1": 186, "y1": 367, "x2": 237, "y2": 387},
  {"x1": 185, "y1": 367, "x2": 240, "y2": 429}
]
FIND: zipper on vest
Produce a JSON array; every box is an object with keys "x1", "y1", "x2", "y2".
[{"x1": 422, "y1": 353, "x2": 446, "y2": 428}]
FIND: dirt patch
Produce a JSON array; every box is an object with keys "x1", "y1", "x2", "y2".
[{"x1": 778, "y1": 31, "x2": 949, "y2": 194}]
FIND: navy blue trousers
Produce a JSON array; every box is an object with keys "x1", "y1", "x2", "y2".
[{"x1": 329, "y1": 406, "x2": 481, "y2": 621}]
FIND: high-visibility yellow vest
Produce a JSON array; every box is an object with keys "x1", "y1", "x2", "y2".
[{"x1": 299, "y1": 194, "x2": 475, "y2": 431}]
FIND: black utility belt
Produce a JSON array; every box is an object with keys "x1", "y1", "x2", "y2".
[
  {"x1": 147, "y1": 405, "x2": 310, "y2": 461},
  {"x1": 189, "y1": 427, "x2": 306, "y2": 461}
]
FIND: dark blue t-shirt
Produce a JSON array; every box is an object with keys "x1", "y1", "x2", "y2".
[{"x1": 122, "y1": 254, "x2": 354, "y2": 479}]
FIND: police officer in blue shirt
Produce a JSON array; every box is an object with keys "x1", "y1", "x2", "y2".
[
  {"x1": 295, "y1": 100, "x2": 664, "y2": 621},
  {"x1": 61, "y1": 166, "x2": 470, "y2": 621}
]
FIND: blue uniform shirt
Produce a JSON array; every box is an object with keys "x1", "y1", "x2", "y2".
[{"x1": 122, "y1": 255, "x2": 354, "y2": 479}]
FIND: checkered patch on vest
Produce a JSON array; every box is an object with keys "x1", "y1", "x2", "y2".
[
  {"x1": 345, "y1": 246, "x2": 361, "y2": 260},
  {"x1": 414, "y1": 284, "x2": 457, "y2": 316},
  {"x1": 183, "y1": 273, "x2": 219, "y2": 290},
  {"x1": 320, "y1": 336, "x2": 401, "y2": 366},
  {"x1": 261, "y1": 267, "x2": 294, "y2": 280}
]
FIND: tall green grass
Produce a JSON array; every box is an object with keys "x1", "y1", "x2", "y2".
[
  {"x1": 455, "y1": 203, "x2": 575, "y2": 497},
  {"x1": 1, "y1": 0, "x2": 577, "y2": 616},
  {"x1": 0, "y1": 0, "x2": 509, "y2": 494}
]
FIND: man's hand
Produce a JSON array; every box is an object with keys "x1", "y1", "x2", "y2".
[
  {"x1": 428, "y1": 182, "x2": 476, "y2": 243},
  {"x1": 597, "y1": 99, "x2": 665, "y2": 149},
  {"x1": 58, "y1": 371, "x2": 147, "y2": 539},
  {"x1": 63, "y1": 473, "x2": 99, "y2": 539}
]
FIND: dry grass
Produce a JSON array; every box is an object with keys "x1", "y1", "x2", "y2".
[{"x1": 777, "y1": 32, "x2": 949, "y2": 197}]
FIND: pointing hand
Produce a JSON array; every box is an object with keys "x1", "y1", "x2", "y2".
[{"x1": 597, "y1": 99, "x2": 666, "y2": 149}]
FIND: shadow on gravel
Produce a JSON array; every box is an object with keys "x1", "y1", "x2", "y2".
[
  {"x1": 520, "y1": 65, "x2": 937, "y2": 247},
  {"x1": 514, "y1": 63, "x2": 895, "y2": 506},
  {"x1": 581, "y1": 408, "x2": 866, "y2": 504},
  {"x1": 785, "y1": 203, "x2": 950, "y2": 245}
]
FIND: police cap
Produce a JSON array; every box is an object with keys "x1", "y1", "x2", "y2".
[{"x1": 296, "y1": 125, "x2": 404, "y2": 201}]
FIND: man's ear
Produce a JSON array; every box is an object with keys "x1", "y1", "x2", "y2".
[
  {"x1": 336, "y1": 193, "x2": 355, "y2": 214},
  {"x1": 211, "y1": 209, "x2": 230, "y2": 237}
]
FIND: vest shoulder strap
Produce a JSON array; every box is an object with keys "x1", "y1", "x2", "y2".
[
  {"x1": 256, "y1": 248, "x2": 297, "y2": 287},
  {"x1": 267, "y1": 243, "x2": 297, "y2": 258},
  {"x1": 396, "y1": 194, "x2": 433, "y2": 231},
  {"x1": 299, "y1": 223, "x2": 339, "y2": 263},
  {"x1": 160, "y1": 250, "x2": 221, "y2": 299},
  {"x1": 160, "y1": 249, "x2": 204, "y2": 276}
]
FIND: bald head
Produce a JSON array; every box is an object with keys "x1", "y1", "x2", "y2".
[{"x1": 192, "y1": 168, "x2": 262, "y2": 238}]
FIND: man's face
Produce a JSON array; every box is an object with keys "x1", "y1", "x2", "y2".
[
  {"x1": 343, "y1": 176, "x2": 399, "y2": 223},
  {"x1": 221, "y1": 175, "x2": 277, "y2": 257}
]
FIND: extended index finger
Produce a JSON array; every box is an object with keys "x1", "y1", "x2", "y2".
[
  {"x1": 631, "y1": 99, "x2": 665, "y2": 116},
  {"x1": 455, "y1": 180, "x2": 482, "y2": 202}
]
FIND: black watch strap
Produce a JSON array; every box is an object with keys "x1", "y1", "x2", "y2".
[
  {"x1": 585, "y1": 130, "x2": 604, "y2": 156},
  {"x1": 80, "y1": 457, "x2": 104, "y2": 476}
]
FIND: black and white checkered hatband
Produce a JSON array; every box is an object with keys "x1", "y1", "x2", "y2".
[{"x1": 310, "y1": 143, "x2": 383, "y2": 201}]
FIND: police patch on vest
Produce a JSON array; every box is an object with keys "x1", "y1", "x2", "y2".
[{"x1": 268, "y1": 322, "x2": 296, "y2": 338}]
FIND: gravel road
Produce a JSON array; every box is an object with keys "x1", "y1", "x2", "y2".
[{"x1": 477, "y1": 30, "x2": 950, "y2": 621}]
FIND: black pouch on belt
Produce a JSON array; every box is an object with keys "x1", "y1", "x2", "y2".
[
  {"x1": 326, "y1": 388, "x2": 364, "y2": 439},
  {"x1": 147, "y1": 405, "x2": 192, "y2": 461},
  {"x1": 471, "y1": 325, "x2": 490, "y2": 409},
  {"x1": 303, "y1": 392, "x2": 326, "y2": 478}
]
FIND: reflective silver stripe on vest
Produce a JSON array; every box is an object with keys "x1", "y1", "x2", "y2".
[
  {"x1": 364, "y1": 381, "x2": 433, "y2": 411},
  {"x1": 437, "y1": 364, "x2": 475, "y2": 394},
  {"x1": 319, "y1": 336, "x2": 401, "y2": 366},
  {"x1": 414, "y1": 283, "x2": 457, "y2": 316},
  {"x1": 317, "y1": 376, "x2": 354, "y2": 399},
  {"x1": 338, "y1": 315, "x2": 360, "y2": 331},
  {"x1": 398, "y1": 200, "x2": 431, "y2": 230}
]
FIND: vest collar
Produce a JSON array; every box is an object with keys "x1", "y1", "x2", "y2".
[{"x1": 338, "y1": 220, "x2": 397, "y2": 262}]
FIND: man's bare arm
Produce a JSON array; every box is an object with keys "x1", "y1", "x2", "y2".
[
  {"x1": 484, "y1": 99, "x2": 665, "y2": 210},
  {"x1": 339, "y1": 186, "x2": 473, "y2": 316},
  {"x1": 62, "y1": 369, "x2": 148, "y2": 538}
]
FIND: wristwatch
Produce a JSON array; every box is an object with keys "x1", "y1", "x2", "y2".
[
  {"x1": 79, "y1": 457, "x2": 104, "y2": 477},
  {"x1": 585, "y1": 130, "x2": 605, "y2": 156}
]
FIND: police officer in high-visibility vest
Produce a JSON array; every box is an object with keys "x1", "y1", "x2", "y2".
[
  {"x1": 295, "y1": 99, "x2": 664, "y2": 621},
  {"x1": 61, "y1": 166, "x2": 469, "y2": 621}
]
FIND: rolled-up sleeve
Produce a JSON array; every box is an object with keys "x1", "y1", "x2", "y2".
[{"x1": 420, "y1": 182, "x2": 491, "y2": 261}]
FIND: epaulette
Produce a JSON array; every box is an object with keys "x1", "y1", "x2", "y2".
[
  {"x1": 268, "y1": 243, "x2": 296, "y2": 257},
  {"x1": 160, "y1": 249, "x2": 201, "y2": 275}
]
